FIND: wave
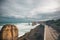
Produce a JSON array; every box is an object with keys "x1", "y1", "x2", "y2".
[{"x1": 0, "y1": 23, "x2": 39, "y2": 37}]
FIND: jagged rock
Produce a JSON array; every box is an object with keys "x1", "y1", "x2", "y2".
[
  {"x1": 18, "y1": 24, "x2": 44, "y2": 40},
  {"x1": 32, "y1": 22, "x2": 36, "y2": 26},
  {"x1": 0, "y1": 24, "x2": 18, "y2": 40}
]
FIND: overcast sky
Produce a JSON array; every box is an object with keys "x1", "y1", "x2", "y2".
[{"x1": 0, "y1": 0, "x2": 60, "y2": 21}]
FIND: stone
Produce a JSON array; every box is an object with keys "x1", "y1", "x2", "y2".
[{"x1": 0, "y1": 24, "x2": 18, "y2": 40}]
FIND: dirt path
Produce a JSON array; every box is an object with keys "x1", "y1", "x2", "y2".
[{"x1": 44, "y1": 25, "x2": 59, "y2": 40}]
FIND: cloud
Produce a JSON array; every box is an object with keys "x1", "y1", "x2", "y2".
[
  {"x1": 0, "y1": 0, "x2": 60, "y2": 21},
  {"x1": 29, "y1": 0, "x2": 59, "y2": 14}
]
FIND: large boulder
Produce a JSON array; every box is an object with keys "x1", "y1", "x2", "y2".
[{"x1": 0, "y1": 24, "x2": 18, "y2": 40}]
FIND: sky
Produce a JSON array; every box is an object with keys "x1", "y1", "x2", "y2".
[{"x1": 0, "y1": 0, "x2": 60, "y2": 22}]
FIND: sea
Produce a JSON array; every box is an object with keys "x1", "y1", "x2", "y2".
[{"x1": 0, "y1": 23, "x2": 39, "y2": 37}]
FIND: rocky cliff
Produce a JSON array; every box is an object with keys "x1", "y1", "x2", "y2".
[
  {"x1": 0, "y1": 24, "x2": 18, "y2": 40},
  {"x1": 18, "y1": 24, "x2": 44, "y2": 40}
]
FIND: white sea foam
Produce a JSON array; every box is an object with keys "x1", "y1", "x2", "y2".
[
  {"x1": 0, "y1": 26, "x2": 2, "y2": 30},
  {"x1": 0, "y1": 23, "x2": 40, "y2": 37}
]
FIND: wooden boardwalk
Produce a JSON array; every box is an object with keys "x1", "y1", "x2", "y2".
[{"x1": 44, "y1": 25, "x2": 59, "y2": 40}]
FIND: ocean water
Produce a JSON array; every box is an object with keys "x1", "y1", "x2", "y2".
[{"x1": 0, "y1": 23, "x2": 39, "y2": 37}]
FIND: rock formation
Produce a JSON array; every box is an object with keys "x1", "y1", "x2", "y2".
[
  {"x1": 18, "y1": 24, "x2": 44, "y2": 40},
  {"x1": 32, "y1": 22, "x2": 36, "y2": 26},
  {"x1": 0, "y1": 24, "x2": 18, "y2": 40}
]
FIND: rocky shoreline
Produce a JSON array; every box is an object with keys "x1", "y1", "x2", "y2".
[
  {"x1": 18, "y1": 24, "x2": 44, "y2": 40},
  {"x1": 0, "y1": 19, "x2": 60, "y2": 40},
  {"x1": 0, "y1": 24, "x2": 44, "y2": 40}
]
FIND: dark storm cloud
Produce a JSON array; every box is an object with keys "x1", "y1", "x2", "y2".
[{"x1": 0, "y1": 0, "x2": 60, "y2": 21}]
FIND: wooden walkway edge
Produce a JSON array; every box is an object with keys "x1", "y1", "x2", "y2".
[{"x1": 44, "y1": 25, "x2": 59, "y2": 40}]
